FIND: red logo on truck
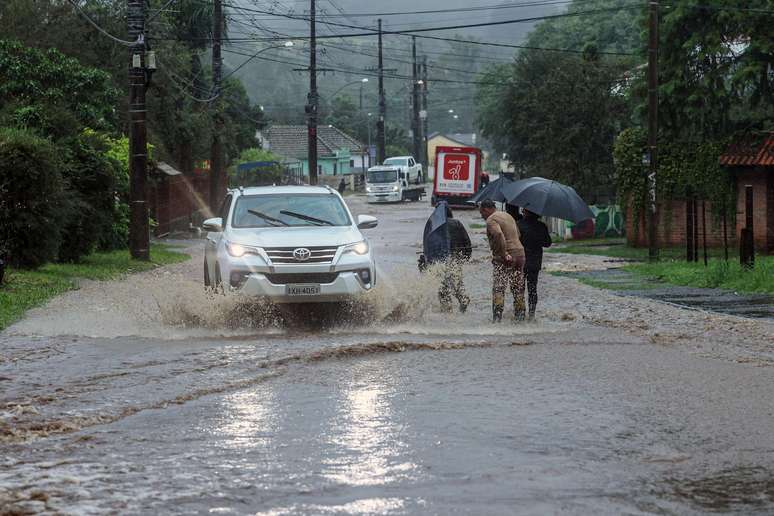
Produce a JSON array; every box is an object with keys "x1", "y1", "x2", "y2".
[{"x1": 443, "y1": 154, "x2": 470, "y2": 181}]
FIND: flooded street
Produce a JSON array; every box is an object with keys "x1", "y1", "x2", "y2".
[{"x1": 2, "y1": 195, "x2": 774, "y2": 514}]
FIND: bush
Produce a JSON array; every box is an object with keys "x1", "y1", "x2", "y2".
[
  {"x1": 57, "y1": 131, "x2": 119, "y2": 262},
  {"x1": 0, "y1": 127, "x2": 69, "y2": 268}
]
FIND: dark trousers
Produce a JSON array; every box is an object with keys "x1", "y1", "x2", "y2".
[{"x1": 525, "y1": 268, "x2": 540, "y2": 317}]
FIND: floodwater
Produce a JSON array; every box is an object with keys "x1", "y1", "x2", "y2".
[{"x1": 2, "y1": 195, "x2": 774, "y2": 514}]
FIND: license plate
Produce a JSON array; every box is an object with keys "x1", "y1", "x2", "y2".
[{"x1": 286, "y1": 284, "x2": 321, "y2": 296}]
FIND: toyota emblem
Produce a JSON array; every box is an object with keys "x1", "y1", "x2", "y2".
[{"x1": 293, "y1": 248, "x2": 311, "y2": 261}]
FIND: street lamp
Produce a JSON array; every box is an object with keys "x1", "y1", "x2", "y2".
[
  {"x1": 324, "y1": 78, "x2": 370, "y2": 109},
  {"x1": 222, "y1": 41, "x2": 294, "y2": 82}
]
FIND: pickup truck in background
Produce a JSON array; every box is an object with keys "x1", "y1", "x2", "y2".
[
  {"x1": 366, "y1": 165, "x2": 425, "y2": 203},
  {"x1": 383, "y1": 156, "x2": 423, "y2": 184}
]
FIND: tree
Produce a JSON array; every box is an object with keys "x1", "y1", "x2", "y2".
[
  {"x1": 0, "y1": 128, "x2": 68, "y2": 268},
  {"x1": 477, "y1": 52, "x2": 631, "y2": 198},
  {"x1": 649, "y1": 1, "x2": 774, "y2": 141}
]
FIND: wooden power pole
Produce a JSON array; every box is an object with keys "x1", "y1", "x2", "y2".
[
  {"x1": 376, "y1": 18, "x2": 386, "y2": 164},
  {"x1": 411, "y1": 37, "x2": 422, "y2": 166},
  {"x1": 128, "y1": 0, "x2": 149, "y2": 260},
  {"x1": 307, "y1": 0, "x2": 319, "y2": 184},
  {"x1": 646, "y1": 0, "x2": 660, "y2": 262},
  {"x1": 209, "y1": 0, "x2": 224, "y2": 212}
]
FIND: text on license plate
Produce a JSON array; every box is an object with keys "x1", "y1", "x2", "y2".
[{"x1": 286, "y1": 284, "x2": 321, "y2": 296}]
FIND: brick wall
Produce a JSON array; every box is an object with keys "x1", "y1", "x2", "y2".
[
  {"x1": 150, "y1": 173, "x2": 212, "y2": 236},
  {"x1": 625, "y1": 199, "x2": 733, "y2": 249},
  {"x1": 735, "y1": 168, "x2": 774, "y2": 252}
]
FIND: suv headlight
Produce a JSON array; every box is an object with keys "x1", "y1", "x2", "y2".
[
  {"x1": 342, "y1": 240, "x2": 369, "y2": 255},
  {"x1": 226, "y1": 241, "x2": 262, "y2": 257}
]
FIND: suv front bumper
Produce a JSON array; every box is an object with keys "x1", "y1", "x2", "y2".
[{"x1": 237, "y1": 269, "x2": 372, "y2": 303}]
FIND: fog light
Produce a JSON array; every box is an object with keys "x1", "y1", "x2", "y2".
[
  {"x1": 358, "y1": 269, "x2": 371, "y2": 284},
  {"x1": 230, "y1": 270, "x2": 250, "y2": 288}
]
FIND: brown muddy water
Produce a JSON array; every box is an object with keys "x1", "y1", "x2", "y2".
[{"x1": 2, "y1": 196, "x2": 774, "y2": 515}]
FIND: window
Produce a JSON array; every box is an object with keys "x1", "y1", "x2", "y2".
[
  {"x1": 219, "y1": 194, "x2": 232, "y2": 223},
  {"x1": 232, "y1": 194, "x2": 352, "y2": 228},
  {"x1": 350, "y1": 159, "x2": 355, "y2": 168},
  {"x1": 333, "y1": 163, "x2": 337, "y2": 175}
]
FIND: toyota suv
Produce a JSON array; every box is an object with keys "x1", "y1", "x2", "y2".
[{"x1": 202, "y1": 185, "x2": 378, "y2": 303}]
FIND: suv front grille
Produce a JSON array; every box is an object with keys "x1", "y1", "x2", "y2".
[
  {"x1": 264, "y1": 246, "x2": 339, "y2": 264},
  {"x1": 264, "y1": 272, "x2": 339, "y2": 285}
]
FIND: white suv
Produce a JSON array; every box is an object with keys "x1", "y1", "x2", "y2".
[{"x1": 203, "y1": 185, "x2": 378, "y2": 303}]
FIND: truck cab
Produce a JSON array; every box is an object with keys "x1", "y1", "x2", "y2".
[
  {"x1": 383, "y1": 156, "x2": 423, "y2": 184},
  {"x1": 366, "y1": 166, "x2": 424, "y2": 203}
]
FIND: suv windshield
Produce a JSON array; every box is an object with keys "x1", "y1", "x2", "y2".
[
  {"x1": 368, "y1": 170, "x2": 398, "y2": 183},
  {"x1": 384, "y1": 158, "x2": 408, "y2": 167},
  {"x1": 231, "y1": 194, "x2": 351, "y2": 228}
]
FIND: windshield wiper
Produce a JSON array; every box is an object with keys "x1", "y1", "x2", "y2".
[
  {"x1": 279, "y1": 210, "x2": 333, "y2": 226},
  {"x1": 247, "y1": 209, "x2": 289, "y2": 226}
]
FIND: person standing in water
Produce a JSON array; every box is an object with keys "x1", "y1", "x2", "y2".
[
  {"x1": 517, "y1": 208, "x2": 552, "y2": 320},
  {"x1": 438, "y1": 205, "x2": 472, "y2": 313},
  {"x1": 478, "y1": 200, "x2": 526, "y2": 323}
]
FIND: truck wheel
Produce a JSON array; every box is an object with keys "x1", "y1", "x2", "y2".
[{"x1": 430, "y1": 194, "x2": 437, "y2": 207}]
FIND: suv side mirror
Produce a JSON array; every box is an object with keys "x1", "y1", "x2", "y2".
[
  {"x1": 357, "y1": 214, "x2": 378, "y2": 229},
  {"x1": 202, "y1": 217, "x2": 223, "y2": 232}
]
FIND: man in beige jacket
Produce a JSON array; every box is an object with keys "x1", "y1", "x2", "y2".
[{"x1": 478, "y1": 200, "x2": 526, "y2": 322}]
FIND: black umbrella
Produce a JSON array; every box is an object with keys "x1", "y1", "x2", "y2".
[
  {"x1": 468, "y1": 175, "x2": 514, "y2": 204},
  {"x1": 502, "y1": 177, "x2": 594, "y2": 223}
]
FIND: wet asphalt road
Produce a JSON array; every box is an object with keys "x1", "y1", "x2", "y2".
[{"x1": 2, "y1": 194, "x2": 774, "y2": 515}]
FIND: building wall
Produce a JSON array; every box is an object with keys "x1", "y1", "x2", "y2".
[
  {"x1": 300, "y1": 155, "x2": 353, "y2": 176},
  {"x1": 734, "y1": 168, "x2": 773, "y2": 253},
  {"x1": 625, "y1": 199, "x2": 733, "y2": 249}
]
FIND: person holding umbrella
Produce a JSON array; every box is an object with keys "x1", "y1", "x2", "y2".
[
  {"x1": 478, "y1": 199, "x2": 526, "y2": 323},
  {"x1": 517, "y1": 209, "x2": 552, "y2": 320},
  {"x1": 421, "y1": 201, "x2": 472, "y2": 313}
]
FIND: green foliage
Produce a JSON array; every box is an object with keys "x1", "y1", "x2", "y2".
[
  {"x1": 475, "y1": 0, "x2": 642, "y2": 198},
  {"x1": 625, "y1": 256, "x2": 774, "y2": 294},
  {"x1": 228, "y1": 147, "x2": 284, "y2": 186},
  {"x1": 477, "y1": 52, "x2": 631, "y2": 198},
  {"x1": 0, "y1": 128, "x2": 68, "y2": 268},
  {"x1": 58, "y1": 130, "x2": 121, "y2": 261},
  {"x1": 613, "y1": 128, "x2": 736, "y2": 228},
  {"x1": 652, "y1": 1, "x2": 774, "y2": 140},
  {"x1": 0, "y1": 39, "x2": 118, "y2": 131}
]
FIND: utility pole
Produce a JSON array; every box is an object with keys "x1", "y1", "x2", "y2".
[
  {"x1": 646, "y1": 0, "x2": 659, "y2": 262},
  {"x1": 420, "y1": 55, "x2": 429, "y2": 173},
  {"x1": 209, "y1": 0, "x2": 224, "y2": 212},
  {"x1": 411, "y1": 37, "x2": 422, "y2": 166},
  {"x1": 376, "y1": 18, "x2": 386, "y2": 164},
  {"x1": 307, "y1": 0, "x2": 319, "y2": 184},
  {"x1": 128, "y1": 0, "x2": 149, "y2": 260}
]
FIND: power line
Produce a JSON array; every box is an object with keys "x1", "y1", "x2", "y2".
[
  {"x1": 166, "y1": 1, "x2": 640, "y2": 56},
  {"x1": 67, "y1": 0, "x2": 135, "y2": 45}
]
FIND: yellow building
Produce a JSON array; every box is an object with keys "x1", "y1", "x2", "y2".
[{"x1": 426, "y1": 133, "x2": 489, "y2": 178}]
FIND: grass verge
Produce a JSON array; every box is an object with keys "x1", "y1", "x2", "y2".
[
  {"x1": 548, "y1": 238, "x2": 729, "y2": 261},
  {"x1": 624, "y1": 256, "x2": 774, "y2": 295},
  {"x1": 0, "y1": 244, "x2": 190, "y2": 330}
]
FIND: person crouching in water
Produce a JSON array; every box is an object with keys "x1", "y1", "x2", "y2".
[
  {"x1": 478, "y1": 199, "x2": 526, "y2": 322},
  {"x1": 517, "y1": 209, "x2": 552, "y2": 320},
  {"x1": 439, "y1": 206, "x2": 472, "y2": 312}
]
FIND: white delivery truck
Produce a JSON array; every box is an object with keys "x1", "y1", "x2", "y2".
[
  {"x1": 383, "y1": 156, "x2": 423, "y2": 184},
  {"x1": 366, "y1": 165, "x2": 425, "y2": 203}
]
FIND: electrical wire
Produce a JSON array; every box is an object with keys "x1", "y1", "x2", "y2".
[{"x1": 66, "y1": 0, "x2": 135, "y2": 46}]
